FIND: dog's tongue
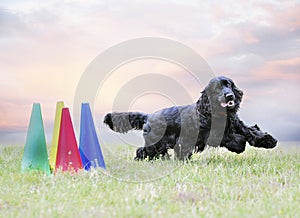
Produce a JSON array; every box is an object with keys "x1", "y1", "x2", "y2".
[
  {"x1": 221, "y1": 102, "x2": 228, "y2": 108},
  {"x1": 221, "y1": 101, "x2": 235, "y2": 108}
]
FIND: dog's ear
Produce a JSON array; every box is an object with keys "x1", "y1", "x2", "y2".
[
  {"x1": 196, "y1": 90, "x2": 211, "y2": 115},
  {"x1": 233, "y1": 84, "x2": 243, "y2": 106}
]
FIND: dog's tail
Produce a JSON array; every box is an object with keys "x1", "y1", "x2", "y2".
[{"x1": 103, "y1": 112, "x2": 148, "y2": 133}]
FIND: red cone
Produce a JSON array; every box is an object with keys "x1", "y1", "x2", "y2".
[{"x1": 56, "y1": 108, "x2": 83, "y2": 172}]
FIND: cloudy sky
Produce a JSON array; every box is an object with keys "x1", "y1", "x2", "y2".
[{"x1": 1, "y1": 0, "x2": 300, "y2": 145}]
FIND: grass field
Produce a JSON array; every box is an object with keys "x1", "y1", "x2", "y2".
[{"x1": 0, "y1": 144, "x2": 299, "y2": 218}]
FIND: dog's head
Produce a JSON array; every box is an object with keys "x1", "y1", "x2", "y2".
[{"x1": 197, "y1": 76, "x2": 243, "y2": 115}]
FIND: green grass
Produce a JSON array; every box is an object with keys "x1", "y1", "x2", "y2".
[{"x1": 0, "y1": 145, "x2": 299, "y2": 218}]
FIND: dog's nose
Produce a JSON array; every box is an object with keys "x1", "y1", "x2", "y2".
[{"x1": 225, "y1": 93, "x2": 234, "y2": 101}]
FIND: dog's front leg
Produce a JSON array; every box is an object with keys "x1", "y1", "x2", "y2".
[
  {"x1": 233, "y1": 117, "x2": 277, "y2": 149},
  {"x1": 246, "y1": 124, "x2": 277, "y2": 149},
  {"x1": 221, "y1": 133, "x2": 246, "y2": 153}
]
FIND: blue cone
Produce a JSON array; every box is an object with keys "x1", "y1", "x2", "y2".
[{"x1": 79, "y1": 103, "x2": 106, "y2": 170}]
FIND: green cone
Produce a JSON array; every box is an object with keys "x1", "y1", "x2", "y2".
[{"x1": 21, "y1": 103, "x2": 51, "y2": 174}]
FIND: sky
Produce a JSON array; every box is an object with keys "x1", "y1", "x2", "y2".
[{"x1": 0, "y1": 0, "x2": 300, "y2": 145}]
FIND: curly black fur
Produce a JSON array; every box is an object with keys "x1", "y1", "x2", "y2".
[{"x1": 104, "y1": 76, "x2": 277, "y2": 160}]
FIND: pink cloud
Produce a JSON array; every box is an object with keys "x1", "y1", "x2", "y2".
[
  {"x1": 258, "y1": 3, "x2": 300, "y2": 31},
  {"x1": 0, "y1": 101, "x2": 30, "y2": 131},
  {"x1": 251, "y1": 57, "x2": 300, "y2": 80},
  {"x1": 243, "y1": 30, "x2": 260, "y2": 44}
]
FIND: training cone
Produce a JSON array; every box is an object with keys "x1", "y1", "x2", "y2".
[
  {"x1": 79, "y1": 103, "x2": 106, "y2": 170},
  {"x1": 21, "y1": 103, "x2": 51, "y2": 174},
  {"x1": 56, "y1": 107, "x2": 83, "y2": 172},
  {"x1": 49, "y1": 101, "x2": 64, "y2": 172}
]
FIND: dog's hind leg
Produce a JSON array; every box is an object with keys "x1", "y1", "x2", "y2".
[
  {"x1": 134, "y1": 141, "x2": 168, "y2": 161},
  {"x1": 173, "y1": 143, "x2": 194, "y2": 160}
]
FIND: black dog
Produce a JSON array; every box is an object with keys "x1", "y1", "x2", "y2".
[{"x1": 104, "y1": 76, "x2": 277, "y2": 160}]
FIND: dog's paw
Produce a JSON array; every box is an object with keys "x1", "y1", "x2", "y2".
[
  {"x1": 134, "y1": 147, "x2": 147, "y2": 161},
  {"x1": 255, "y1": 134, "x2": 277, "y2": 149}
]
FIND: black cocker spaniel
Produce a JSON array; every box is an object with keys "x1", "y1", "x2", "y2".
[{"x1": 104, "y1": 76, "x2": 277, "y2": 160}]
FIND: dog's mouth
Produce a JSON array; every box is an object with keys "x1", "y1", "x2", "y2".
[{"x1": 221, "y1": 100, "x2": 235, "y2": 108}]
